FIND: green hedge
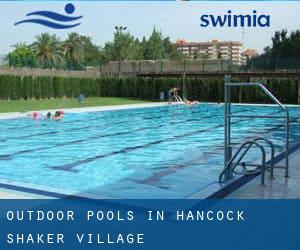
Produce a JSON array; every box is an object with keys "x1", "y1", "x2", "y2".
[{"x1": 0, "y1": 75, "x2": 299, "y2": 104}]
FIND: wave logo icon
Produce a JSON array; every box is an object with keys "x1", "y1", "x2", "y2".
[{"x1": 14, "y1": 3, "x2": 82, "y2": 29}]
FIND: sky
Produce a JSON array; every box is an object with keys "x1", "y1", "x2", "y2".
[{"x1": 0, "y1": 1, "x2": 300, "y2": 54}]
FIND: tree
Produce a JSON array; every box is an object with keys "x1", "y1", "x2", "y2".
[
  {"x1": 250, "y1": 29, "x2": 300, "y2": 70},
  {"x1": 7, "y1": 43, "x2": 36, "y2": 68},
  {"x1": 32, "y1": 33, "x2": 64, "y2": 69},
  {"x1": 7, "y1": 28, "x2": 184, "y2": 69},
  {"x1": 162, "y1": 37, "x2": 182, "y2": 60},
  {"x1": 143, "y1": 28, "x2": 165, "y2": 60},
  {"x1": 102, "y1": 28, "x2": 142, "y2": 62},
  {"x1": 64, "y1": 33, "x2": 84, "y2": 70},
  {"x1": 101, "y1": 27, "x2": 182, "y2": 62},
  {"x1": 79, "y1": 35, "x2": 102, "y2": 66},
  {"x1": 141, "y1": 28, "x2": 181, "y2": 60}
]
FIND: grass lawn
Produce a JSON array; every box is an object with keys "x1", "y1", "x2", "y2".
[{"x1": 0, "y1": 97, "x2": 152, "y2": 113}]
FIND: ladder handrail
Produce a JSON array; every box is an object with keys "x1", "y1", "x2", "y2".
[
  {"x1": 227, "y1": 82, "x2": 288, "y2": 112},
  {"x1": 253, "y1": 137, "x2": 275, "y2": 178},
  {"x1": 230, "y1": 137, "x2": 275, "y2": 179},
  {"x1": 224, "y1": 79, "x2": 290, "y2": 180},
  {"x1": 219, "y1": 139, "x2": 267, "y2": 184},
  {"x1": 174, "y1": 95, "x2": 184, "y2": 104}
]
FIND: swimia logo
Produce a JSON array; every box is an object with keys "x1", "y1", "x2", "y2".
[
  {"x1": 200, "y1": 10, "x2": 270, "y2": 28},
  {"x1": 14, "y1": 3, "x2": 83, "y2": 29}
]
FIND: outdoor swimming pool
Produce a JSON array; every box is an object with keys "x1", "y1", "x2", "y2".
[{"x1": 0, "y1": 104, "x2": 300, "y2": 198}]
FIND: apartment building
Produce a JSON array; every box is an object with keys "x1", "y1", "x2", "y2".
[
  {"x1": 175, "y1": 39, "x2": 245, "y2": 65},
  {"x1": 241, "y1": 49, "x2": 258, "y2": 65}
]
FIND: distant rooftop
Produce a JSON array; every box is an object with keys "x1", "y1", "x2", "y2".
[
  {"x1": 175, "y1": 39, "x2": 242, "y2": 46},
  {"x1": 241, "y1": 49, "x2": 258, "y2": 57}
]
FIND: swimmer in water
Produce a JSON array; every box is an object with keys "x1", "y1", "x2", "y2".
[
  {"x1": 32, "y1": 112, "x2": 40, "y2": 120},
  {"x1": 54, "y1": 111, "x2": 64, "y2": 121},
  {"x1": 184, "y1": 100, "x2": 200, "y2": 106}
]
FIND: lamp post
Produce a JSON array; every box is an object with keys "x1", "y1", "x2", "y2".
[
  {"x1": 179, "y1": 40, "x2": 186, "y2": 100},
  {"x1": 115, "y1": 26, "x2": 127, "y2": 77}
]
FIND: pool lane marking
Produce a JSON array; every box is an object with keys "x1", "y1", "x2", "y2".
[
  {"x1": 143, "y1": 108, "x2": 295, "y2": 187},
  {"x1": 0, "y1": 108, "x2": 271, "y2": 166},
  {"x1": 0, "y1": 113, "x2": 209, "y2": 159},
  {"x1": 132, "y1": 120, "x2": 286, "y2": 187},
  {"x1": 0, "y1": 120, "x2": 124, "y2": 143},
  {"x1": 0, "y1": 127, "x2": 152, "y2": 160},
  {"x1": 49, "y1": 124, "x2": 226, "y2": 172},
  {"x1": 3, "y1": 104, "x2": 256, "y2": 144},
  {"x1": 0, "y1": 107, "x2": 282, "y2": 163},
  {"x1": 128, "y1": 150, "x2": 222, "y2": 187},
  {"x1": 0, "y1": 104, "x2": 288, "y2": 132},
  {"x1": 0, "y1": 107, "x2": 225, "y2": 157},
  {"x1": 0, "y1": 131, "x2": 57, "y2": 142},
  {"x1": 0, "y1": 107, "x2": 280, "y2": 165},
  {"x1": 0, "y1": 108, "x2": 292, "y2": 196},
  {"x1": 0, "y1": 105, "x2": 209, "y2": 142},
  {"x1": 6, "y1": 104, "x2": 281, "y2": 144},
  {"x1": 3, "y1": 103, "x2": 280, "y2": 142},
  {"x1": 49, "y1": 108, "x2": 264, "y2": 172}
]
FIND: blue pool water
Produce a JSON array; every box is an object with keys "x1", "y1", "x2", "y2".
[{"x1": 0, "y1": 104, "x2": 300, "y2": 198}]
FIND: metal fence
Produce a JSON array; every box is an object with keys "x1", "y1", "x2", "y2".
[
  {"x1": 0, "y1": 59, "x2": 233, "y2": 78},
  {"x1": 2, "y1": 57, "x2": 300, "y2": 78}
]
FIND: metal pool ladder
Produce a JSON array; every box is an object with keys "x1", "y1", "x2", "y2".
[
  {"x1": 219, "y1": 137, "x2": 274, "y2": 184},
  {"x1": 174, "y1": 95, "x2": 184, "y2": 104},
  {"x1": 220, "y1": 75, "x2": 290, "y2": 184}
]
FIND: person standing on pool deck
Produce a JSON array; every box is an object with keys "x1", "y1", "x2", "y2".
[{"x1": 168, "y1": 87, "x2": 180, "y2": 104}]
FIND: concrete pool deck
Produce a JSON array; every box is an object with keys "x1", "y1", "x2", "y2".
[
  {"x1": 0, "y1": 188, "x2": 48, "y2": 199},
  {"x1": 227, "y1": 149, "x2": 300, "y2": 199}
]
